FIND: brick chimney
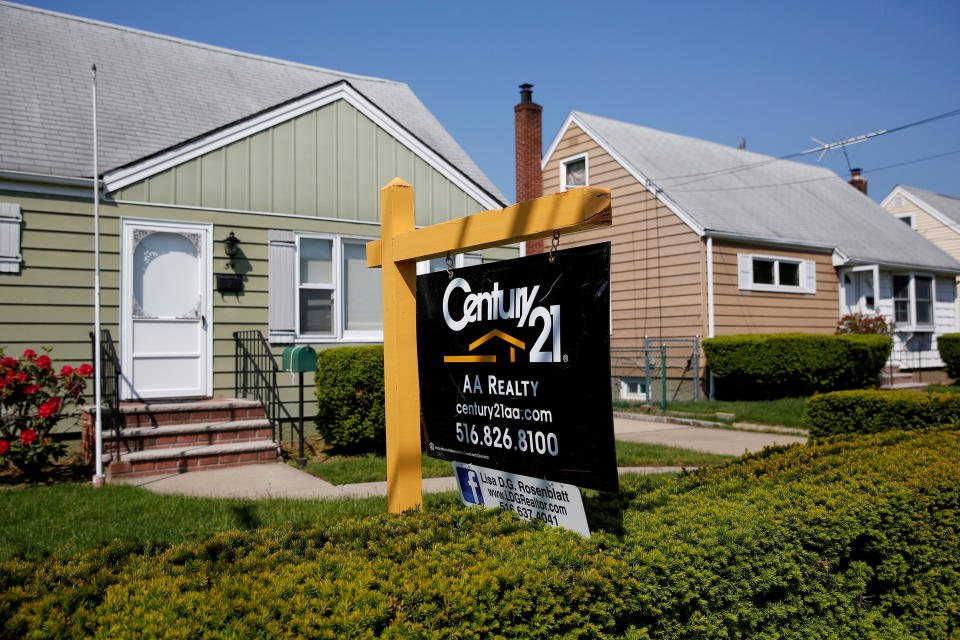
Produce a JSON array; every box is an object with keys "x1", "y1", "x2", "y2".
[
  {"x1": 515, "y1": 83, "x2": 544, "y2": 254},
  {"x1": 848, "y1": 168, "x2": 868, "y2": 196}
]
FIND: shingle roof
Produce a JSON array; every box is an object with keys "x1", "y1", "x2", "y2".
[
  {"x1": 0, "y1": 2, "x2": 506, "y2": 205},
  {"x1": 569, "y1": 111, "x2": 960, "y2": 273},
  {"x1": 899, "y1": 185, "x2": 960, "y2": 227}
]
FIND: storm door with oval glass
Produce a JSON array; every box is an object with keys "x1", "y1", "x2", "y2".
[{"x1": 121, "y1": 220, "x2": 212, "y2": 400}]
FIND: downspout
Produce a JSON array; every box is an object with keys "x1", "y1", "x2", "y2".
[
  {"x1": 706, "y1": 236, "x2": 715, "y2": 338},
  {"x1": 706, "y1": 236, "x2": 715, "y2": 400}
]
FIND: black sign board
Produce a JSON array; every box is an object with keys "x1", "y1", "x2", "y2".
[{"x1": 416, "y1": 243, "x2": 618, "y2": 493}]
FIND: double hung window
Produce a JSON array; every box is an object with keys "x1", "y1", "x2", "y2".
[
  {"x1": 893, "y1": 274, "x2": 933, "y2": 328},
  {"x1": 269, "y1": 230, "x2": 382, "y2": 343}
]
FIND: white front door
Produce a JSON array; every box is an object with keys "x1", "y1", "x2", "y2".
[{"x1": 121, "y1": 219, "x2": 212, "y2": 400}]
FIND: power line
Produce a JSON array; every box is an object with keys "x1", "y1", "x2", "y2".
[
  {"x1": 669, "y1": 148, "x2": 960, "y2": 194},
  {"x1": 649, "y1": 107, "x2": 960, "y2": 187}
]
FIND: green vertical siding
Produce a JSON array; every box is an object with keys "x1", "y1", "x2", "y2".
[{"x1": 113, "y1": 98, "x2": 490, "y2": 223}]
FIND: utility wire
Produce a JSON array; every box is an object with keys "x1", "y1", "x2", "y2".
[
  {"x1": 669, "y1": 148, "x2": 960, "y2": 193},
  {"x1": 649, "y1": 107, "x2": 960, "y2": 187}
]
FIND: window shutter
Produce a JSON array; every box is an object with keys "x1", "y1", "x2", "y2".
[
  {"x1": 803, "y1": 259, "x2": 817, "y2": 294},
  {"x1": 461, "y1": 251, "x2": 483, "y2": 268},
  {"x1": 268, "y1": 230, "x2": 296, "y2": 343},
  {"x1": 737, "y1": 254, "x2": 752, "y2": 290},
  {"x1": 0, "y1": 203, "x2": 23, "y2": 273}
]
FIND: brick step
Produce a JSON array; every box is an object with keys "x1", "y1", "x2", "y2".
[
  {"x1": 82, "y1": 398, "x2": 268, "y2": 462},
  {"x1": 113, "y1": 398, "x2": 265, "y2": 429},
  {"x1": 106, "y1": 440, "x2": 281, "y2": 480},
  {"x1": 102, "y1": 419, "x2": 272, "y2": 455}
]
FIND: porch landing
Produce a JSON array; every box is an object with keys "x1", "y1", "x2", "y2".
[{"x1": 82, "y1": 398, "x2": 281, "y2": 481}]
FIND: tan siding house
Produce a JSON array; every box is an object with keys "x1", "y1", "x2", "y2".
[{"x1": 539, "y1": 112, "x2": 960, "y2": 393}]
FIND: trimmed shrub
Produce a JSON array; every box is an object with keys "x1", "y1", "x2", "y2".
[
  {"x1": 2, "y1": 427, "x2": 959, "y2": 638},
  {"x1": 938, "y1": 333, "x2": 960, "y2": 380},
  {"x1": 703, "y1": 332, "x2": 892, "y2": 399},
  {"x1": 314, "y1": 346, "x2": 385, "y2": 452},
  {"x1": 803, "y1": 388, "x2": 960, "y2": 438}
]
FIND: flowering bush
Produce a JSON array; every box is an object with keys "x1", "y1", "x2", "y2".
[
  {"x1": 0, "y1": 348, "x2": 92, "y2": 478},
  {"x1": 835, "y1": 312, "x2": 892, "y2": 335}
]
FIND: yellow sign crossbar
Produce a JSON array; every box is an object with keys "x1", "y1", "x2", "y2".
[
  {"x1": 371, "y1": 178, "x2": 612, "y2": 514},
  {"x1": 367, "y1": 184, "x2": 611, "y2": 267}
]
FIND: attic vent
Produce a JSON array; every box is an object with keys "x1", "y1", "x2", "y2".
[{"x1": 893, "y1": 195, "x2": 904, "y2": 207}]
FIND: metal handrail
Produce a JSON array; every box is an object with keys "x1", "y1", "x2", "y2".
[
  {"x1": 89, "y1": 329, "x2": 121, "y2": 462},
  {"x1": 233, "y1": 330, "x2": 295, "y2": 444}
]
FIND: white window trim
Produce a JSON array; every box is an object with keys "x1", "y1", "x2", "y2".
[
  {"x1": 294, "y1": 232, "x2": 383, "y2": 343},
  {"x1": 737, "y1": 253, "x2": 816, "y2": 294},
  {"x1": 892, "y1": 272, "x2": 935, "y2": 332},
  {"x1": 559, "y1": 152, "x2": 589, "y2": 191},
  {"x1": 619, "y1": 378, "x2": 648, "y2": 401}
]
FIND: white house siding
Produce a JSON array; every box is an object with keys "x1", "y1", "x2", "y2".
[{"x1": 861, "y1": 272, "x2": 956, "y2": 369}]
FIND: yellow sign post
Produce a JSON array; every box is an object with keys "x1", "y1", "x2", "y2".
[{"x1": 368, "y1": 178, "x2": 612, "y2": 514}]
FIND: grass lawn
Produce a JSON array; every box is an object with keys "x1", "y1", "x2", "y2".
[
  {"x1": 300, "y1": 441, "x2": 731, "y2": 484},
  {"x1": 0, "y1": 483, "x2": 463, "y2": 561},
  {"x1": 615, "y1": 396, "x2": 809, "y2": 428},
  {"x1": 926, "y1": 384, "x2": 960, "y2": 394}
]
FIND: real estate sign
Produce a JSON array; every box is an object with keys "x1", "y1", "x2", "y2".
[{"x1": 416, "y1": 243, "x2": 618, "y2": 493}]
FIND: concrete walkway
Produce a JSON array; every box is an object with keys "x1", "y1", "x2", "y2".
[
  {"x1": 614, "y1": 414, "x2": 807, "y2": 456},
  {"x1": 115, "y1": 413, "x2": 807, "y2": 500}
]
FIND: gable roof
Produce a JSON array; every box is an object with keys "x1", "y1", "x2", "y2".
[
  {"x1": 0, "y1": 1, "x2": 505, "y2": 206},
  {"x1": 884, "y1": 185, "x2": 960, "y2": 231},
  {"x1": 547, "y1": 111, "x2": 960, "y2": 273}
]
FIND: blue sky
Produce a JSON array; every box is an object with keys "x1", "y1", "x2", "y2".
[{"x1": 22, "y1": 0, "x2": 960, "y2": 204}]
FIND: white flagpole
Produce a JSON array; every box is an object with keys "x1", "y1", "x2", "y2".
[{"x1": 92, "y1": 64, "x2": 105, "y2": 488}]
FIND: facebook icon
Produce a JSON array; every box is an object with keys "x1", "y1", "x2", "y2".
[{"x1": 455, "y1": 466, "x2": 484, "y2": 505}]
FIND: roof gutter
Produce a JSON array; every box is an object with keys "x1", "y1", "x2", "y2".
[{"x1": 0, "y1": 170, "x2": 98, "y2": 198}]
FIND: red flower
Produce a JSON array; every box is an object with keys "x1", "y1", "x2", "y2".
[
  {"x1": 78, "y1": 363, "x2": 94, "y2": 377},
  {"x1": 36, "y1": 355, "x2": 51, "y2": 369},
  {"x1": 23, "y1": 349, "x2": 36, "y2": 360},
  {"x1": 23, "y1": 384, "x2": 40, "y2": 395},
  {"x1": 0, "y1": 440, "x2": 8, "y2": 455},
  {"x1": 15, "y1": 372, "x2": 27, "y2": 383},
  {"x1": 38, "y1": 397, "x2": 61, "y2": 418},
  {"x1": 0, "y1": 357, "x2": 15, "y2": 369},
  {"x1": 60, "y1": 365, "x2": 74, "y2": 377},
  {"x1": 20, "y1": 429, "x2": 37, "y2": 445}
]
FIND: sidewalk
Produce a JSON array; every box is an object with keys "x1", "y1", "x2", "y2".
[{"x1": 115, "y1": 413, "x2": 807, "y2": 500}]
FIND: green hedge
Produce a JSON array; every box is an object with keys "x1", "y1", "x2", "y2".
[
  {"x1": 703, "y1": 333, "x2": 892, "y2": 399},
  {"x1": 938, "y1": 333, "x2": 960, "y2": 380},
  {"x1": 314, "y1": 346, "x2": 385, "y2": 452},
  {"x1": 803, "y1": 389, "x2": 960, "y2": 438},
  {"x1": 3, "y1": 427, "x2": 959, "y2": 638}
]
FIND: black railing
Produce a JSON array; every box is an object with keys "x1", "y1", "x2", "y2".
[
  {"x1": 233, "y1": 330, "x2": 295, "y2": 444},
  {"x1": 89, "y1": 329, "x2": 122, "y2": 461}
]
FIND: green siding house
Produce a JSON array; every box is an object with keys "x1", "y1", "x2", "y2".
[{"x1": 0, "y1": 3, "x2": 513, "y2": 445}]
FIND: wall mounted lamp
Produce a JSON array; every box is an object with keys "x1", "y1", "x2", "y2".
[{"x1": 223, "y1": 231, "x2": 240, "y2": 267}]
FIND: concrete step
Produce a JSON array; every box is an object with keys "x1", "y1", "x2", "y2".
[
  {"x1": 106, "y1": 439, "x2": 281, "y2": 479},
  {"x1": 879, "y1": 382, "x2": 928, "y2": 392},
  {"x1": 102, "y1": 419, "x2": 272, "y2": 455}
]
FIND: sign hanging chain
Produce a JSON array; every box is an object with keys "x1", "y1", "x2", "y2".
[
  {"x1": 446, "y1": 252, "x2": 454, "y2": 279},
  {"x1": 549, "y1": 231, "x2": 561, "y2": 263}
]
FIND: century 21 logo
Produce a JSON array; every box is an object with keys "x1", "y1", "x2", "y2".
[{"x1": 441, "y1": 277, "x2": 561, "y2": 363}]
